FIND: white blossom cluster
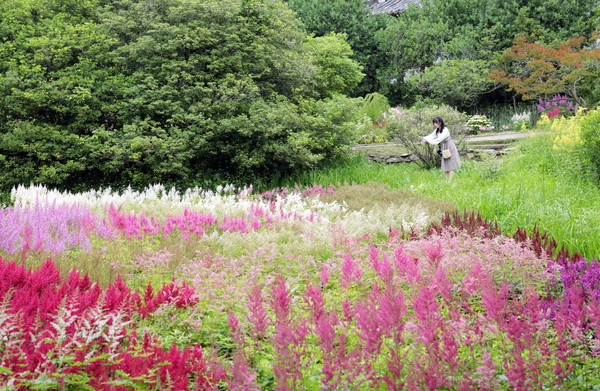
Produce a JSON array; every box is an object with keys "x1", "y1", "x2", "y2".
[
  {"x1": 510, "y1": 111, "x2": 531, "y2": 123},
  {"x1": 10, "y1": 184, "x2": 432, "y2": 240}
]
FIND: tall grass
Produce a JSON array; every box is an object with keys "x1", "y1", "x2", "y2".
[{"x1": 279, "y1": 135, "x2": 600, "y2": 261}]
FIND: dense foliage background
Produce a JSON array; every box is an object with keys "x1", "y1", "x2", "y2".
[
  {"x1": 0, "y1": 0, "x2": 363, "y2": 191},
  {"x1": 0, "y1": 0, "x2": 598, "y2": 191},
  {"x1": 376, "y1": 0, "x2": 598, "y2": 106}
]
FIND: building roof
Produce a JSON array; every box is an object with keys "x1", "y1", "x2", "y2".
[{"x1": 367, "y1": 0, "x2": 421, "y2": 16}]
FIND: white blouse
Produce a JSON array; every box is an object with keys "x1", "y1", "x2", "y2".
[{"x1": 423, "y1": 127, "x2": 450, "y2": 145}]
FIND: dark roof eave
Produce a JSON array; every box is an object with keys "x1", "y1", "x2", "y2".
[{"x1": 367, "y1": 0, "x2": 421, "y2": 15}]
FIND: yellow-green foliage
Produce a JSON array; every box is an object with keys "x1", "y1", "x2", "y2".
[
  {"x1": 359, "y1": 92, "x2": 390, "y2": 123},
  {"x1": 550, "y1": 114, "x2": 582, "y2": 151},
  {"x1": 579, "y1": 108, "x2": 600, "y2": 181},
  {"x1": 536, "y1": 114, "x2": 552, "y2": 129}
]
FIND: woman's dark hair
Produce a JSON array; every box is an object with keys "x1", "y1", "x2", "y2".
[{"x1": 432, "y1": 116, "x2": 445, "y2": 134}]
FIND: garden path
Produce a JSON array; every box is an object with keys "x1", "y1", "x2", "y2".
[
  {"x1": 356, "y1": 131, "x2": 546, "y2": 163},
  {"x1": 464, "y1": 131, "x2": 541, "y2": 142}
]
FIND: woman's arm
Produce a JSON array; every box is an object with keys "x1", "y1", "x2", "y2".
[
  {"x1": 423, "y1": 128, "x2": 450, "y2": 145},
  {"x1": 420, "y1": 129, "x2": 436, "y2": 143}
]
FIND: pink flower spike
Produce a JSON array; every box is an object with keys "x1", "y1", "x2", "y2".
[{"x1": 320, "y1": 264, "x2": 330, "y2": 286}]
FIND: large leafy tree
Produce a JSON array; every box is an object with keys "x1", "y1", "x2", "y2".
[
  {"x1": 497, "y1": 0, "x2": 600, "y2": 44},
  {"x1": 488, "y1": 36, "x2": 600, "y2": 106},
  {"x1": 0, "y1": 0, "x2": 113, "y2": 185},
  {"x1": 0, "y1": 0, "x2": 364, "y2": 190},
  {"x1": 378, "y1": 0, "x2": 597, "y2": 105},
  {"x1": 407, "y1": 59, "x2": 496, "y2": 108},
  {"x1": 285, "y1": 0, "x2": 390, "y2": 96}
]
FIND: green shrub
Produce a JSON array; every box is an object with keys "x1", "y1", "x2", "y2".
[
  {"x1": 0, "y1": 0, "x2": 364, "y2": 191},
  {"x1": 466, "y1": 114, "x2": 494, "y2": 134},
  {"x1": 354, "y1": 92, "x2": 392, "y2": 144},
  {"x1": 384, "y1": 104, "x2": 469, "y2": 169},
  {"x1": 579, "y1": 108, "x2": 600, "y2": 182},
  {"x1": 359, "y1": 92, "x2": 390, "y2": 124},
  {"x1": 406, "y1": 59, "x2": 495, "y2": 109},
  {"x1": 0, "y1": 120, "x2": 91, "y2": 189}
]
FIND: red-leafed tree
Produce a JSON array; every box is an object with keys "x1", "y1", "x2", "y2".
[{"x1": 488, "y1": 36, "x2": 600, "y2": 107}]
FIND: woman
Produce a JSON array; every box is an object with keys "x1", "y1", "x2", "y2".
[{"x1": 418, "y1": 116, "x2": 461, "y2": 181}]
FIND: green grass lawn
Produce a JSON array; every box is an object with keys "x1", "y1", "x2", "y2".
[{"x1": 281, "y1": 133, "x2": 600, "y2": 261}]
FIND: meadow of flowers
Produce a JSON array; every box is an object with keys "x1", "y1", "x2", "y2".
[{"x1": 1, "y1": 183, "x2": 599, "y2": 390}]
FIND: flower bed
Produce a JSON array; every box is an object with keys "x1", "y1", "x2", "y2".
[{"x1": 1, "y1": 185, "x2": 598, "y2": 389}]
